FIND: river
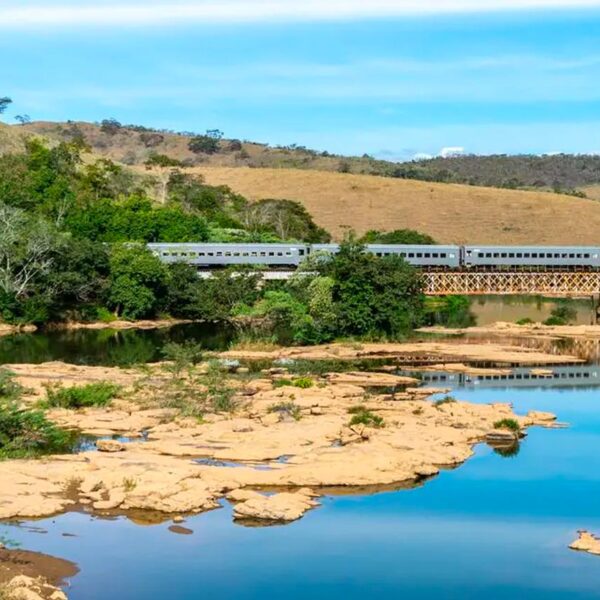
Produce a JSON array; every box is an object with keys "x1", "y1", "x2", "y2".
[{"x1": 4, "y1": 358, "x2": 600, "y2": 598}]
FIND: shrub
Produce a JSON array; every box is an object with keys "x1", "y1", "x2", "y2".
[
  {"x1": 543, "y1": 301, "x2": 577, "y2": 326},
  {"x1": 516, "y1": 318, "x2": 534, "y2": 325},
  {"x1": 493, "y1": 418, "x2": 521, "y2": 432},
  {"x1": 43, "y1": 382, "x2": 121, "y2": 409},
  {"x1": 0, "y1": 369, "x2": 76, "y2": 459},
  {"x1": 347, "y1": 406, "x2": 384, "y2": 428},
  {"x1": 273, "y1": 376, "x2": 314, "y2": 389},
  {"x1": 161, "y1": 341, "x2": 204, "y2": 377},
  {"x1": 292, "y1": 376, "x2": 314, "y2": 389},
  {"x1": 434, "y1": 396, "x2": 456, "y2": 407},
  {"x1": 268, "y1": 401, "x2": 302, "y2": 421}
]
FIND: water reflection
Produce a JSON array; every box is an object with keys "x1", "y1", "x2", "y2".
[
  {"x1": 0, "y1": 322, "x2": 235, "y2": 366},
  {"x1": 419, "y1": 365, "x2": 600, "y2": 390}
]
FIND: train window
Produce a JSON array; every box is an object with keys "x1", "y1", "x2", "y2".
[
  {"x1": 569, "y1": 254, "x2": 575, "y2": 258},
  {"x1": 242, "y1": 252, "x2": 249, "y2": 257},
  {"x1": 208, "y1": 252, "x2": 214, "y2": 257},
  {"x1": 408, "y1": 253, "x2": 415, "y2": 258},
  {"x1": 531, "y1": 253, "x2": 538, "y2": 258},
  {"x1": 577, "y1": 253, "x2": 583, "y2": 258},
  {"x1": 260, "y1": 252, "x2": 266, "y2": 257},
  {"x1": 554, "y1": 253, "x2": 560, "y2": 258},
  {"x1": 376, "y1": 253, "x2": 382, "y2": 257},
  {"x1": 225, "y1": 252, "x2": 231, "y2": 257},
  {"x1": 516, "y1": 253, "x2": 522, "y2": 258},
  {"x1": 501, "y1": 253, "x2": 507, "y2": 258},
  {"x1": 424, "y1": 253, "x2": 431, "y2": 258},
  {"x1": 286, "y1": 252, "x2": 292, "y2": 256},
  {"x1": 493, "y1": 253, "x2": 500, "y2": 258},
  {"x1": 432, "y1": 253, "x2": 438, "y2": 258},
  {"x1": 251, "y1": 252, "x2": 257, "y2": 257},
  {"x1": 233, "y1": 252, "x2": 240, "y2": 257},
  {"x1": 585, "y1": 254, "x2": 590, "y2": 259},
  {"x1": 509, "y1": 253, "x2": 515, "y2": 258},
  {"x1": 216, "y1": 252, "x2": 222, "y2": 257},
  {"x1": 299, "y1": 249, "x2": 305, "y2": 256},
  {"x1": 441, "y1": 253, "x2": 447, "y2": 258},
  {"x1": 277, "y1": 252, "x2": 283, "y2": 256},
  {"x1": 416, "y1": 253, "x2": 423, "y2": 258}
]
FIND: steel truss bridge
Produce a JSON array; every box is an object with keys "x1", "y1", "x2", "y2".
[{"x1": 421, "y1": 271, "x2": 600, "y2": 297}]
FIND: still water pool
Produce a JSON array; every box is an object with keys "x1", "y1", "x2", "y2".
[
  {"x1": 6, "y1": 377, "x2": 600, "y2": 599},
  {"x1": 0, "y1": 322, "x2": 236, "y2": 366}
]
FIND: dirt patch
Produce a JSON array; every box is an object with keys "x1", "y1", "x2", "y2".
[{"x1": 0, "y1": 547, "x2": 78, "y2": 588}]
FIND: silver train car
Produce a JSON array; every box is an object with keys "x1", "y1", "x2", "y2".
[
  {"x1": 310, "y1": 244, "x2": 461, "y2": 268},
  {"x1": 148, "y1": 243, "x2": 600, "y2": 270},
  {"x1": 464, "y1": 246, "x2": 600, "y2": 269},
  {"x1": 148, "y1": 243, "x2": 309, "y2": 267}
]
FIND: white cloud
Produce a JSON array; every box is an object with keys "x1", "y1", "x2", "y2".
[
  {"x1": 2, "y1": 0, "x2": 600, "y2": 28},
  {"x1": 440, "y1": 146, "x2": 466, "y2": 157}
]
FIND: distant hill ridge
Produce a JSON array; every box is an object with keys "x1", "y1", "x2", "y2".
[
  {"x1": 8, "y1": 120, "x2": 600, "y2": 198},
  {"x1": 5, "y1": 119, "x2": 600, "y2": 244}
]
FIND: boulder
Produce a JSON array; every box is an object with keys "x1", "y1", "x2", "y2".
[
  {"x1": 96, "y1": 439, "x2": 126, "y2": 453},
  {"x1": 233, "y1": 490, "x2": 319, "y2": 522},
  {"x1": 570, "y1": 530, "x2": 600, "y2": 555}
]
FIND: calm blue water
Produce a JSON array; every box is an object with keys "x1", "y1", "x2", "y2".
[{"x1": 6, "y1": 381, "x2": 600, "y2": 599}]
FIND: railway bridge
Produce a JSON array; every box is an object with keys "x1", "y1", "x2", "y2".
[{"x1": 421, "y1": 270, "x2": 600, "y2": 297}]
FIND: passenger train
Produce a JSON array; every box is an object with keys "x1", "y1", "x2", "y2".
[{"x1": 147, "y1": 243, "x2": 600, "y2": 270}]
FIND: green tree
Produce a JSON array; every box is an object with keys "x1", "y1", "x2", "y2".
[
  {"x1": 324, "y1": 240, "x2": 424, "y2": 337},
  {"x1": 107, "y1": 245, "x2": 168, "y2": 319},
  {"x1": 360, "y1": 229, "x2": 436, "y2": 245},
  {"x1": 0, "y1": 97, "x2": 11, "y2": 114}
]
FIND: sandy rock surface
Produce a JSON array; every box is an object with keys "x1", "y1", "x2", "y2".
[
  {"x1": 233, "y1": 489, "x2": 319, "y2": 522},
  {"x1": 569, "y1": 531, "x2": 600, "y2": 555},
  {"x1": 0, "y1": 361, "x2": 557, "y2": 526},
  {"x1": 221, "y1": 340, "x2": 581, "y2": 365}
]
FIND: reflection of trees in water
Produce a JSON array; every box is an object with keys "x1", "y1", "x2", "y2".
[
  {"x1": 492, "y1": 442, "x2": 521, "y2": 458},
  {"x1": 0, "y1": 322, "x2": 236, "y2": 367}
]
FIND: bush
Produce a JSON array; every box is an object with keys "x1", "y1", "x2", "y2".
[
  {"x1": 161, "y1": 341, "x2": 204, "y2": 377},
  {"x1": 347, "y1": 406, "x2": 384, "y2": 428},
  {"x1": 188, "y1": 134, "x2": 220, "y2": 155},
  {"x1": 273, "y1": 376, "x2": 314, "y2": 389},
  {"x1": 43, "y1": 382, "x2": 121, "y2": 409},
  {"x1": 434, "y1": 396, "x2": 456, "y2": 407},
  {"x1": 516, "y1": 318, "x2": 534, "y2": 325},
  {"x1": 268, "y1": 401, "x2": 302, "y2": 421},
  {"x1": 0, "y1": 370, "x2": 75, "y2": 459},
  {"x1": 493, "y1": 418, "x2": 521, "y2": 432},
  {"x1": 543, "y1": 301, "x2": 577, "y2": 326}
]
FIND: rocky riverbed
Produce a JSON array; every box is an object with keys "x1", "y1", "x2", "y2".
[{"x1": 1, "y1": 338, "x2": 586, "y2": 598}]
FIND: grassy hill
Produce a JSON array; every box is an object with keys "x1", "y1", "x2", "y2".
[
  {"x1": 192, "y1": 166, "x2": 600, "y2": 244},
  {"x1": 17, "y1": 120, "x2": 384, "y2": 174},
  {"x1": 7, "y1": 120, "x2": 600, "y2": 244}
]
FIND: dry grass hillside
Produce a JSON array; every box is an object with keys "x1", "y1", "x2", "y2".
[{"x1": 192, "y1": 166, "x2": 600, "y2": 244}]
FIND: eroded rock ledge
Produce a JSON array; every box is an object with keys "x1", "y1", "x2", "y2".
[
  {"x1": 0, "y1": 361, "x2": 557, "y2": 527},
  {"x1": 570, "y1": 531, "x2": 600, "y2": 556}
]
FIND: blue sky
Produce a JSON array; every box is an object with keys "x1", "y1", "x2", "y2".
[{"x1": 3, "y1": 1, "x2": 600, "y2": 160}]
